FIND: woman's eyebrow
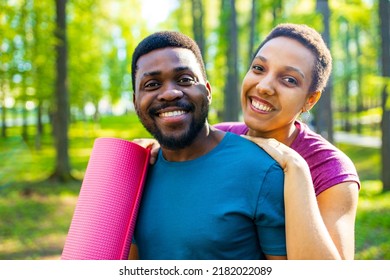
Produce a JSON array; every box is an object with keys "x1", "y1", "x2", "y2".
[
  {"x1": 254, "y1": 55, "x2": 305, "y2": 79},
  {"x1": 285, "y1": 66, "x2": 305, "y2": 79}
]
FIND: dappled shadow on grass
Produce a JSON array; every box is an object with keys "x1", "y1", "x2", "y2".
[
  {"x1": 2, "y1": 178, "x2": 83, "y2": 197},
  {"x1": 355, "y1": 209, "x2": 390, "y2": 260},
  {"x1": 0, "y1": 180, "x2": 79, "y2": 260},
  {"x1": 0, "y1": 244, "x2": 62, "y2": 260},
  {"x1": 355, "y1": 184, "x2": 390, "y2": 260}
]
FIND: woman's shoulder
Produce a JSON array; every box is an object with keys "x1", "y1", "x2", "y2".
[
  {"x1": 213, "y1": 122, "x2": 249, "y2": 135},
  {"x1": 292, "y1": 121, "x2": 360, "y2": 195},
  {"x1": 292, "y1": 121, "x2": 341, "y2": 154}
]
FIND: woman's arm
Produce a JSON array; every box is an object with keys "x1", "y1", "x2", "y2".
[
  {"x1": 243, "y1": 136, "x2": 343, "y2": 259},
  {"x1": 316, "y1": 182, "x2": 359, "y2": 259}
]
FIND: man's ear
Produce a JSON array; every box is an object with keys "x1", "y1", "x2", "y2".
[
  {"x1": 304, "y1": 91, "x2": 321, "y2": 111},
  {"x1": 132, "y1": 92, "x2": 137, "y2": 109},
  {"x1": 206, "y1": 81, "x2": 212, "y2": 104}
]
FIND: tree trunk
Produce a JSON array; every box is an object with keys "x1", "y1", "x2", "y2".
[
  {"x1": 191, "y1": 0, "x2": 205, "y2": 58},
  {"x1": 35, "y1": 99, "x2": 43, "y2": 150},
  {"x1": 343, "y1": 21, "x2": 351, "y2": 132},
  {"x1": 50, "y1": 0, "x2": 73, "y2": 182},
  {"x1": 315, "y1": 0, "x2": 334, "y2": 142},
  {"x1": 248, "y1": 0, "x2": 258, "y2": 66},
  {"x1": 379, "y1": 0, "x2": 390, "y2": 192},
  {"x1": 21, "y1": 83, "x2": 28, "y2": 141},
  {"x1": 0, "y1": 82, "x2": 6, "y2": 138},
  {"x1": 272, "y1": 0, "x2": 283, "y2": 26},
  {"x1": 354, "y1": 25, "x2": 363, "y2": 134},
  {"x1": 223, "y1": 0, "x2": 239, "y2": 121}
]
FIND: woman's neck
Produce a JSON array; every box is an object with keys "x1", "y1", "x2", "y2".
[{"x1": 247, "y1": 121, "x2": 299, "y2": 147}]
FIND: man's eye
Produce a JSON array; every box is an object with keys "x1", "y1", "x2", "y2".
[
  {"x1": 144, "y1": 81, "x2": 160, "y2": 89},
  {"x1": 177, "y1": 76, "x2": 196, "y2": 85}
]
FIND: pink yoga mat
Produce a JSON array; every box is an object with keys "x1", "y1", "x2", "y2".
[{"x1": 61, "y1": 138, "x2": 150, "y2": 260}]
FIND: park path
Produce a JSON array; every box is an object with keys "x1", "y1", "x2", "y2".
[{"x1": 334, "y1": 131, "x2": 381, "y2": 148}]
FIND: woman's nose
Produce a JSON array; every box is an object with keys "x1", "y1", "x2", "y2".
[{"x1": 255, "y1": 76, "x2": 275, "y2": 95}]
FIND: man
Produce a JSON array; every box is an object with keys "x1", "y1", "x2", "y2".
[{"x1": 131, "y1": 31, "x2": 286, "y2": 260}]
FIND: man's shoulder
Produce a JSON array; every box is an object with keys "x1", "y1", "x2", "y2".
[{"x1": 223, "y1": 132, "x2": 279, "y2": 165}]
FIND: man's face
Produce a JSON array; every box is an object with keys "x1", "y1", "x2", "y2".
[{"x1": 133, "y1": 47, "x2": 211, "y2": 150}]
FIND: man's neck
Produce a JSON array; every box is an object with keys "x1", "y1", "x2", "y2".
[{"x1": 161, "y1": 125, "x2": 225, "y2": 162}]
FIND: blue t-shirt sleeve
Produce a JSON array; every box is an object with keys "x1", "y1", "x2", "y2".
[{"x1": 255, "y1": 163, "x2": 286, "y2": 256}]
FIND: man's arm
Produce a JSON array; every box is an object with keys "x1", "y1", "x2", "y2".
[{"x1": 128, "y1": 244, "x2": 139, "y2": 260}]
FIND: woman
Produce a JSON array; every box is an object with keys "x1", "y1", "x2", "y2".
[{"x1": 214, "y1": 23, "x2": 360, "y2": 259}]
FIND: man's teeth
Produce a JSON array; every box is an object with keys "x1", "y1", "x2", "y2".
[
  {"x1": 159, "y1": 110, "x2": 186, "y2": 117},
  {"x1": 252, "y1": 99, "x2": 272, "y2": 112}
]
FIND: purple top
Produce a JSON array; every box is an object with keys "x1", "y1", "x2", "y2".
[{"x1": 214, "y1": 121, "x2": 360, "y2": 196}]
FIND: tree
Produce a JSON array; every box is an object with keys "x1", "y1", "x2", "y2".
[
  {"x1": 50, "y1": 0, "x2": 72, "y2": 182},
  {"x1": 379, "y1": 0, "x2": 390, "y2": 191},
  {"x1": 221, "y1": 0, "x2": 239, "y2": 121},
  {"x1": 354, "y1": 25, "x2": 363, "y2": 134},
  {"x1": 340, "y1": 18, "x2": 352, "y2": 132},
  {"x1": 315, "y1": 0, "x2": 334, "y2": 142},
  {"x1": 247, "y1": 0, "x2": 260, "y2": 66},
  {"x1": 31, "y1": 1, "x2": 55, "y2": 149},
  {"x1": 191, "y1": 0, "x2": 205, "y2": 57},
  {"x1": 0, "y1": 2, "x2": 16, "y2": 138}
]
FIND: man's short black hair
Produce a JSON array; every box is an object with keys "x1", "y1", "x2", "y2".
[
  {"x1": 253, "y1": 23, "x2": 332, "y2": 93},
  {"x1": 131, "y1": 31, "x2": 207, "y2": 92}
]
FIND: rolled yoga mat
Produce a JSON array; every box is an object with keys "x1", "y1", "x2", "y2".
[{"x1": 61, "y1": 137, "x2": 150, "y2": 260}]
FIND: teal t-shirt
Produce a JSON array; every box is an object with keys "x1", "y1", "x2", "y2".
[{"x1": 134, "y1": 132, "x2": 285, "y2": 259}]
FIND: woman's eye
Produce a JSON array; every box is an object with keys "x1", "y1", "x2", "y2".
[
  {"x1": 283, "y1": 77, "x2": 298, "y2": 86},
  {"x1": 252, "y1": 65, "x2": 264, "y2": 72}
]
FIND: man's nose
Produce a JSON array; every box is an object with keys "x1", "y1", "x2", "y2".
[{"x1": 158, "y1": 83, "x2": 184, "y2": 101}]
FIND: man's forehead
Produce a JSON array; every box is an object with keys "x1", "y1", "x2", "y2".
[{"x1": 137, "y1": 47, "x2": 200, "y2": 71}]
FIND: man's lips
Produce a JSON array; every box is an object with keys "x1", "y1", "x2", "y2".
[
  {"x1": 159, "y1": 110, "x2": 187, "y2": 118},
  {"x1": 150, "y1": 101, "x2": 193, "y2": 118}
]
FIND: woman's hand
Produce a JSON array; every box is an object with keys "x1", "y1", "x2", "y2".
[
  {"x1": 241, "y1": 136, "x2": 308, "y2": 172},
  {"x1": 132, "y1": 138, "x2": 160, "y2": 165}
]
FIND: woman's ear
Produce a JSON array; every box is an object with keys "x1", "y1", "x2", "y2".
[{"x1": 304, "y1": 91, "x2": 321, "y2": 111}]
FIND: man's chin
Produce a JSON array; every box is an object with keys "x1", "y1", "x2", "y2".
[{"x1": 157, "y1": 137, "x2": 192, "y2": 150}]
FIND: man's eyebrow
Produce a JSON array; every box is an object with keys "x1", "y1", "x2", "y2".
[
  {"x1": 141, "y1": 67, "x2": 192, "y2": 78},
  {"x1": 254, "y1": 55, "x2": 305, "y2": 79},
  {"x1": 142, "y1": 70, "x2": 161, "y2": 78},
  {"x1": 174, "y1": 66, "x2": 191, "y2": 72}
]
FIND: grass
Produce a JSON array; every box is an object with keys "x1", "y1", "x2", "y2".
[
  {"x1": 354, "y1": 181, "x2": 390, "y2": 260},
  {"x1": 0, "y1": 114, "x2": 388, "y2": 260}
]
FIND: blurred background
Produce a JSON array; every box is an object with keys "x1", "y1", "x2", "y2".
[{"x1": 0, "y1": 0, "x2": 389, "y2": 259}]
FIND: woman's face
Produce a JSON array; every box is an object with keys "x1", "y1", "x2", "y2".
[{"x1": 241, "y1": 36, "x2": 317, "y2": 139}]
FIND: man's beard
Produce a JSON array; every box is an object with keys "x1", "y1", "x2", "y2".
[{"x1": 136, "y1": 99, "x2": 209, "y2": 150}]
